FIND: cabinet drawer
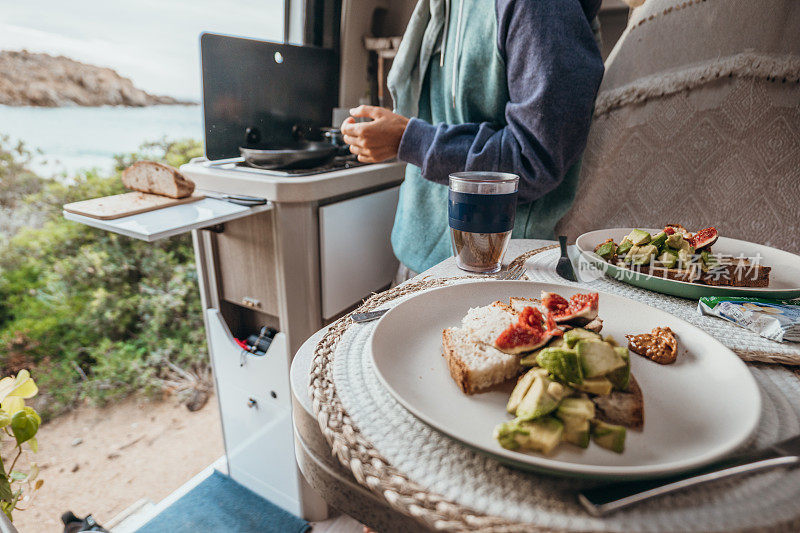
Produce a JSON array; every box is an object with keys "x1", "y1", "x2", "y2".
[
  {"x1": 206, "y1": 308, "x2": 291, "y2": 404},
  {"x1": 216, "y1": 384, "x2": 302, "y2": 515},
  {"x1": 216, "y1": 210, "x2": 279, "y2": 315},
  {"x1": 319, "y1": 186, "x2": 400, "y2": 319}
]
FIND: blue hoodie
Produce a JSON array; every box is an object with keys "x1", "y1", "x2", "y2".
[{"x1": 388, "y1": 0, "x2": 604, "y2": 273}]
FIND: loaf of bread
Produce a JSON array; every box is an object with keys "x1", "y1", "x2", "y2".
[{"x1": 121, "y1": 161, "x2": 195, "y2": 199}]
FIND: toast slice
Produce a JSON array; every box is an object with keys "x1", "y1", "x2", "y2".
[
  {"x1": 591, "y1": 374, "x2": 644, "y2": 430},
  {"x1": 122, "y1": 161, "x2": 195, "y2": 199},
  {"x1": 701, "y1": 258, "x2": 771, "y2": 287},
  {"x1": 637, "y1": 264, "x2": 701, "y2": 283},
  {"x1": 460, "y1": 302, "x2": 519, "y2": 347},
  {"x1": 509, "y1": 297, "x2": 541, "y2": 313},
  {"x1": 442, "y1": 327, "x2": 521, "y2": 394}
]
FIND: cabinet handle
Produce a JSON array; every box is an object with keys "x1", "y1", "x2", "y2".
[
  {"x1": 247, "y1": 397, "x2": 258, "y2": 408},
  {"x1": 241, "y1": 297, "x2": 262, "y2": 309}
]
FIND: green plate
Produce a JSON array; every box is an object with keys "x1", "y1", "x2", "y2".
[{"x1": 575, "y1": 228, "x2": 800, "y2": 300}]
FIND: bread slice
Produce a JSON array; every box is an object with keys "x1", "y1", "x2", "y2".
[
  {"x1": 460, "y1": 302, "x2": 518, "y2": 347},
  {"x1": 637, "y1": 264, "x2": 701, "y2": 283},
  {"x1": 701, "y1": 261, "x2": 771, "y2": 287},
  {"x1": 591, "y1": 374, "x2": 644, "y2": 430},
  {"x1": 508, "y1": 297, "x2": 541, "y2": 313},
  {"x1": 442, "y1": 327, "x2": 521, "y2": 394},
  {"x1": 122, "y1": 161, "x2": 195, "y2": 199}
]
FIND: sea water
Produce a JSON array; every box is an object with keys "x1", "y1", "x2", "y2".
[{"x1": 0, "y1": 104, "x2": 203, "y2": 177}]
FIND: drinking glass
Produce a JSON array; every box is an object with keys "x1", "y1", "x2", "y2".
[{"x1": 448, "y1": 172, "x2": 519, "y2": 273}]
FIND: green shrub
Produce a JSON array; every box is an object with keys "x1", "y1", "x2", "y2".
[{"x1": 0, "y1": 137, "x2": 207, "y2": 419}]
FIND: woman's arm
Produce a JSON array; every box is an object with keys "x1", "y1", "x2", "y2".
[{"x1": 397, "y1": 0, "x2": 604, "y2": 203}]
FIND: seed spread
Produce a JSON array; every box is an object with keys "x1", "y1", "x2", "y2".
[{"x1": 626, "y1": 326, "x2": 678, "y2": 365}]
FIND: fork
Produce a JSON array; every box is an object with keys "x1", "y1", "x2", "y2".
[{"x1": 495, "y1": 263, "x2": 527, "y2": 281}]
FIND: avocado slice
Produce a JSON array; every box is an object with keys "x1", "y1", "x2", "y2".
[
  {"x1": 616, "y1": 238, "x2": 634, "y2": 256},
  {"x1": 556, "y1": 397, "x2": 595, "y2": 449},
  {"x1": 655, "y1": 249, "x2": 678, "y2": 268},
  {"x1": 556, "y1": 396, "x2": 596, "y2": 420},
  {"x1": 516, "y1": 372, "x2": 570, "y2": 421},
  {"x1": 606, "y1": 347, "x2": 631, "y2": 391},
  {"x1": 506, "y1": 368, "x2": 546, "y2": 414},
  {"x1": 616, "y1": 238, "x2": 634, "y2": 257},
  {"x1": 561, "y1": 418, "x2": 591, "y2": 448},
  {"x1": 592, "y1": 420, "x2": 626, "y2": 453},
  {"x1": 677, "y1": 247, "x2": 694, "y2": 267},
  {"x1": 572, "y1": 377, "x2": 614, "y2": 395},
  {"x1": 595, "y1": 241, "x2": 617, "y2": 260},
  {"x1": 626, "y1": 229, "x2": 651, "y2": 246},
  {"x1": 494, "y1": 417, "x2": 564, "y2": 454},
  {"x1": 520, "y1": 337, "x2": 565, "y2": 366},
  {"x1": 576, "y1": 340, "x2": 626, "y2": 378},
  {"x1": 665, "y1": 233, "x2": 685, "y2": 249},
  {"x1": 622, "y1": 245, "x2": 638, "y2": 264},
  {"x1": 536, "y1": 348, "x2": 583, "y2": 385},
  {"x1": 630, "y1": 244, "x2": 658, "y2": 266},
  {"x1": 563, "y1": 328, "x2": 602, "y2": 348},
  {"x1": 649, "y1": 231, "x2": 668, "y2": 252}
]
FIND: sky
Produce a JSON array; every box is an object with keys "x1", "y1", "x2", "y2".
[{"x1": 0, "y1": 0, "x2": 286, "y2": 100}]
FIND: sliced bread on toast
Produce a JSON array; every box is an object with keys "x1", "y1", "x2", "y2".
[
  {"x1": 442, "y1": 327, "x2": 521, "y2": 394},
  {"x1": 122, "y1": 161, "x2": 195, "y2": 199}
]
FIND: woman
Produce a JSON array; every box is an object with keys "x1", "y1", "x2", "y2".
[{"x1": 342, "y1": 0, "x2": 604, "y2": 277}]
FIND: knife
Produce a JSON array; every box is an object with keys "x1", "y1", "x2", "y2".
[
  {"x1": 202, "y1": 192, "x2": 269, "y2": 206},
  {"x1": 220, "y1": 194, "x2": 268, "y2": 206},
  {"x1": 351, "y1": 309, "x2": 388, "y2": 323},
  {"x1": 579, "y1": 434, "x2": 800, "y2": 516}
]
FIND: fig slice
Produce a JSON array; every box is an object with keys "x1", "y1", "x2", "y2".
[
  {"x1": 494, "y1": 306, "x2": 554, "y2": 354},
  {"x1": 689, "y1": 227, "x2": 718, "y2": 250},
  {"x1": 541, "y1": 292, "x2": 599, "y2": 326},
  {"x1": 664, "y1": 224, "x2": 690, "y2": 237}
]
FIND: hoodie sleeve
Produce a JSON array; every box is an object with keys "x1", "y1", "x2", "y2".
[{"x1": 396, "y1": 0, "x2": 604, "y2": 204}]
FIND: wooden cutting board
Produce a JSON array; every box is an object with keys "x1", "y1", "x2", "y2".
[{"x1": 63, "y1": 192, "x2": 204, "y2": 220}]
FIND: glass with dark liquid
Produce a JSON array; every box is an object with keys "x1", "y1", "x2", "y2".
[{"x1": 448, "y1": 172, "x2": 519, "y2": 273}]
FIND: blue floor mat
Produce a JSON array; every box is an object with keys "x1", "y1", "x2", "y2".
[{"x1": 136, "y1": 471, "x2": 310, "y2": 533}]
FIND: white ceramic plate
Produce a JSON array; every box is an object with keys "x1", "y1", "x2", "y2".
[
  {"x1": 575, "y1": 228, "x2": 800, "y2": 299},
  {"x1": 369, "y1": 281, "x2": 761, "y2": 479}
]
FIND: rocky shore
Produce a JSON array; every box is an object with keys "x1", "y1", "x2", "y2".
[{"x1": 0, "y1": 50, "x2": 195, "y2": 107}]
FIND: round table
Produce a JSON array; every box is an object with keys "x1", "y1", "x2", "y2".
[
  {"x1": 290, "y1": 238, "x2": 800, "y2": 531},
  {"x1": 290, "y1": 239, "x2": 556, "y2": 530}
]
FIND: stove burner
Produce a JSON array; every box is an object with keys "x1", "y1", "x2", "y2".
[{"x1": 235, "y1": 155, "x2": 367, "y2": 177}]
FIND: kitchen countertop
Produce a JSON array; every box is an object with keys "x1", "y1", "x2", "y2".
[{"x1": 180, "y1": 159, "x2": 406, "y2": 203}]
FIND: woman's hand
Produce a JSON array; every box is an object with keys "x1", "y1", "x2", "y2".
[{"x1": 341, "y1": 105, "x2": 409, "y2": 163}]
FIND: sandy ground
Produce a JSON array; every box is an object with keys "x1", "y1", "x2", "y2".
[{"x1": 9, "y1": 395, "x2": 223, "y2": 533}]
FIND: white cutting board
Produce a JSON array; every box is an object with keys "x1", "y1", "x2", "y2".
[{"x1": 63, "y1": 191, "x2": 203, "y2": 220}]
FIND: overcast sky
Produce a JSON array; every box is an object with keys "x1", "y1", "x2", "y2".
[{"x1": 0, "y1": 0, "x2": 285, "y2": 100}]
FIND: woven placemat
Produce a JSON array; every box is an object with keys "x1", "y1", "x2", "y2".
[
  {"x1": 333, "y1": 311, "x2": 800, "y2": 532},
  {"x1": 310, "y1": 246, "x2": 800, "y2": 531},
  {"x1": 516, "y1": 247, "x2": 800, "y2": 365}
]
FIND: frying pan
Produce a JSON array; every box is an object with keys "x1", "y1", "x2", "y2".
[{"x1": 239, "y1": 141, "x2": 337, "y2": 170}]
